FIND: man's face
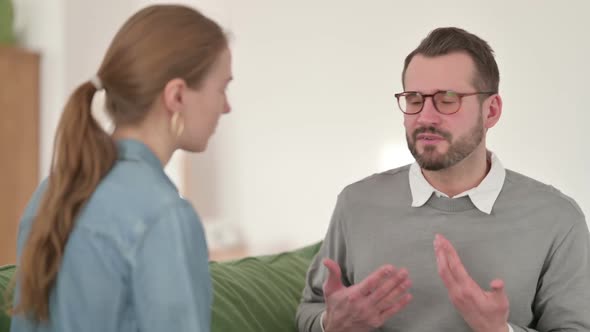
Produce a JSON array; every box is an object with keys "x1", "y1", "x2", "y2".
[{"x1": 403, "y1": 52, "x2": 487, "y2": 171}]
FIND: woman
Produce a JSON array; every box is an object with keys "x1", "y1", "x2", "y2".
[{"x1": 10, "y1": 4, "x2": 232, "y2": 332}]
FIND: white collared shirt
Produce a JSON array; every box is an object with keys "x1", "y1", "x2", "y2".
[{"x1": 409, "y1": 152, "x2": 506, "y2": 214}]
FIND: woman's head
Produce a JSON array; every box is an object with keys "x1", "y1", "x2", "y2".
[
  {"x1": 12, "y1": 4, "x2": 229, "y2": 321},
  {"x1": 99, "y1": 4, "x2": 232, "y2": 152},
  {"x1": 156, "y1": 46, "x2": 232, "y2": 153}
]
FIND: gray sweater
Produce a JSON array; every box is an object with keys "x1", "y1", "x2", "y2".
[{"x1": 296, "y1": 165, "x2": 590, "y2": 331}]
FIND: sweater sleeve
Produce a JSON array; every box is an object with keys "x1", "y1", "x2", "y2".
[
  {"x1": 296, "y1": 190, "x2": 352, "y2": 332},
  {"x1": 526, "y1": 213, "x2": 590, "y2": 331}
]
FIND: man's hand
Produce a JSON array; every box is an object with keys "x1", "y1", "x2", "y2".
[
  {"x1": 434, "y1": 234, "x2": 509, "y2": 332},
  {"x1": 321, "y1": 258, "x2": 412, "y2": 332}
]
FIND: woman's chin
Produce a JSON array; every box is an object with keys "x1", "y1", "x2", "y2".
[{"x1": 180, "y1": 140, "x2": 207, "y2": 153}]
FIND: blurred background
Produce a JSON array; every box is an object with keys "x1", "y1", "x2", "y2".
[{"x1": 1, "y1": 0, "x2": 589, "y2": 264}]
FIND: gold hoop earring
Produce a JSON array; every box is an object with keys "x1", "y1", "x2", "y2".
[{"x1": 171, "y1": 112, "x2": 185, "y2": 137}]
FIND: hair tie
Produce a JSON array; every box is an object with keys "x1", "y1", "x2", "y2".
[{"x1": 90, "y1": 75, "x2": 103, "y2": 90}]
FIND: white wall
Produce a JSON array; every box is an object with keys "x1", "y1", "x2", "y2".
[
  {"x1": 13, "y1": 0, "x2": 66, "y2": 178},
  {"x1": 13, "y1": 0, "x2": 139, "y2": 177},
  {"x1": 216, "y1": 0, "x2": 590, "y2": 254},
  {"x1": 17, "y1": 0, "x2": 590, "y2": 255},
  {"x1": 13, "y1": 0, "x2": 225, "y2": 190}
]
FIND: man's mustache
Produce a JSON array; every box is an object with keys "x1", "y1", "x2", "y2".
[{"x1": 412, "y1": 126, "x2": 452, "y2": 142}]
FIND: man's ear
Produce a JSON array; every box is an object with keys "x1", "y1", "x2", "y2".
[
  {"x1": 162, "y1": 78, "x2": 188, "y2": 114},
  {"x1": 484, "y1": 94, "x2": 502, "y2": 129}
]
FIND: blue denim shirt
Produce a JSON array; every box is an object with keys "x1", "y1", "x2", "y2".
[{"x1": 11, "y1": 139, "x2": 212, "y2": 332}]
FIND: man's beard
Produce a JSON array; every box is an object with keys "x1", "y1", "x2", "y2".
[{"x1": 406, "y1": 113, "x2": 484, "y2": 171}]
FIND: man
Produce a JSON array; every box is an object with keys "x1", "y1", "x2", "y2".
[{"x1": 296, "y1": 27, "x2": 590, "y2": 332}]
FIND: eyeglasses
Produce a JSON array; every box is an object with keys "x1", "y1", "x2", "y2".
[{"x1": 394, "y1": 90, "x2": 496, "y2": 115}]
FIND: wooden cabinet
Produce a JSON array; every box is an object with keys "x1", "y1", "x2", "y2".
[{"x1": 0, "y1": 46, "x2": 40, "y2": 266}]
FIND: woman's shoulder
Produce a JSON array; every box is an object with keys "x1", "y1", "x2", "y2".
[{"x1": 74, "y1": 160, "x2": 197, "y2": 238}]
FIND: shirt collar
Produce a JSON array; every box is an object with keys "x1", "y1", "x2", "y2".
[
  {"x1": 116, "y1": 139, "x2": 179, "y2": 192},
  {"x1": 409, "y1": 152, "x2": 506, "y2": 214},
  {"x1": 117, "y1": 139, "x2": 163, "y2": 168}
]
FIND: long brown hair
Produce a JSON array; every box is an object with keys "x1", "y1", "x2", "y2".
[{"x1": 12, "y1": 4, "x2": 227, "y2": 321}]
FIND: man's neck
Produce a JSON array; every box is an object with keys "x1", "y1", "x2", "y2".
[{"x1": 422, "y1": 147, "x2": 490, "y2": 198}]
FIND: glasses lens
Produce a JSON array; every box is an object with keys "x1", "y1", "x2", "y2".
[
  {"x1": 434, "y1": 91, "x2": 460, "y2": 114},
  {"x1": 399, "y1": 93, "x2": 423, "y2": 114}
]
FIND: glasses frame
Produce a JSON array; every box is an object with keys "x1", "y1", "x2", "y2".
[{"x1": 394, "y1": 90, "x2": 497, "y2": 115}]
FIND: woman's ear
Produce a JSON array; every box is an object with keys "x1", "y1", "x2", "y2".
[
  {"x1": 484, "y1": 94, "x2": 502, "y2": 129},
  {"x1": 163, "y1": 78, "x2": 188, "y2": 114}
]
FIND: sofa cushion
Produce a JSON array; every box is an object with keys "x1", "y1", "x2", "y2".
[
  {"x1": 211, "y1": 242, "x2": 321, "y2": 332},
  {"x1": 0, "y1": 242, "x2": 323, "y2": 332},
  {"x1": 0, "y1": 265, "x2": 15, "y2": 332}
]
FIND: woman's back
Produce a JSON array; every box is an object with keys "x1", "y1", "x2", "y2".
[
  {"x1": 11, "y1": 139, "x2": 212, "y2": 332},
  {"x1": 10, "y1": 5, "x2": 231, "y2": 330}
]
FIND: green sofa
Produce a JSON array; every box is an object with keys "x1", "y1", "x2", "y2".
[{"x1": 0, "y1": 242, "x2": 321, "y2": 332}]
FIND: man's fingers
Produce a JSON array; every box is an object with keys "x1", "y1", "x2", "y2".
[
  {"x1": 323, "y1": 258, "x2": 345, "y2": 297},
  {"x1": 378, "y1": 292, "x2": 413, "y2": 321},
  {"x1": 375, "y1": 277, "x2": 413, "y2": 312},
  {"x1": 435, "y1": 235, "x2": 457, "y2": 291},
  {"x1": 369, "y1": 268, "x2": 409, "y2": 305},
  {"x1": 489, "y1": 278, "x2": 510, "y2": 316},
  {"x1": 437, "y1": 235, "x2": 472, "y2": 284},
  {"x1": 435, "y1": 234, "x2": 481, "y2": 293},
  {"x1": 358, "y1": 264, "x2": 396, "y2": 297},
  {"x1": 435, "y1": 241, "x2": 455, "y2": 290},
  {"x1": 490, "y1": 279, "x2": 507, "y2": 300}
]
